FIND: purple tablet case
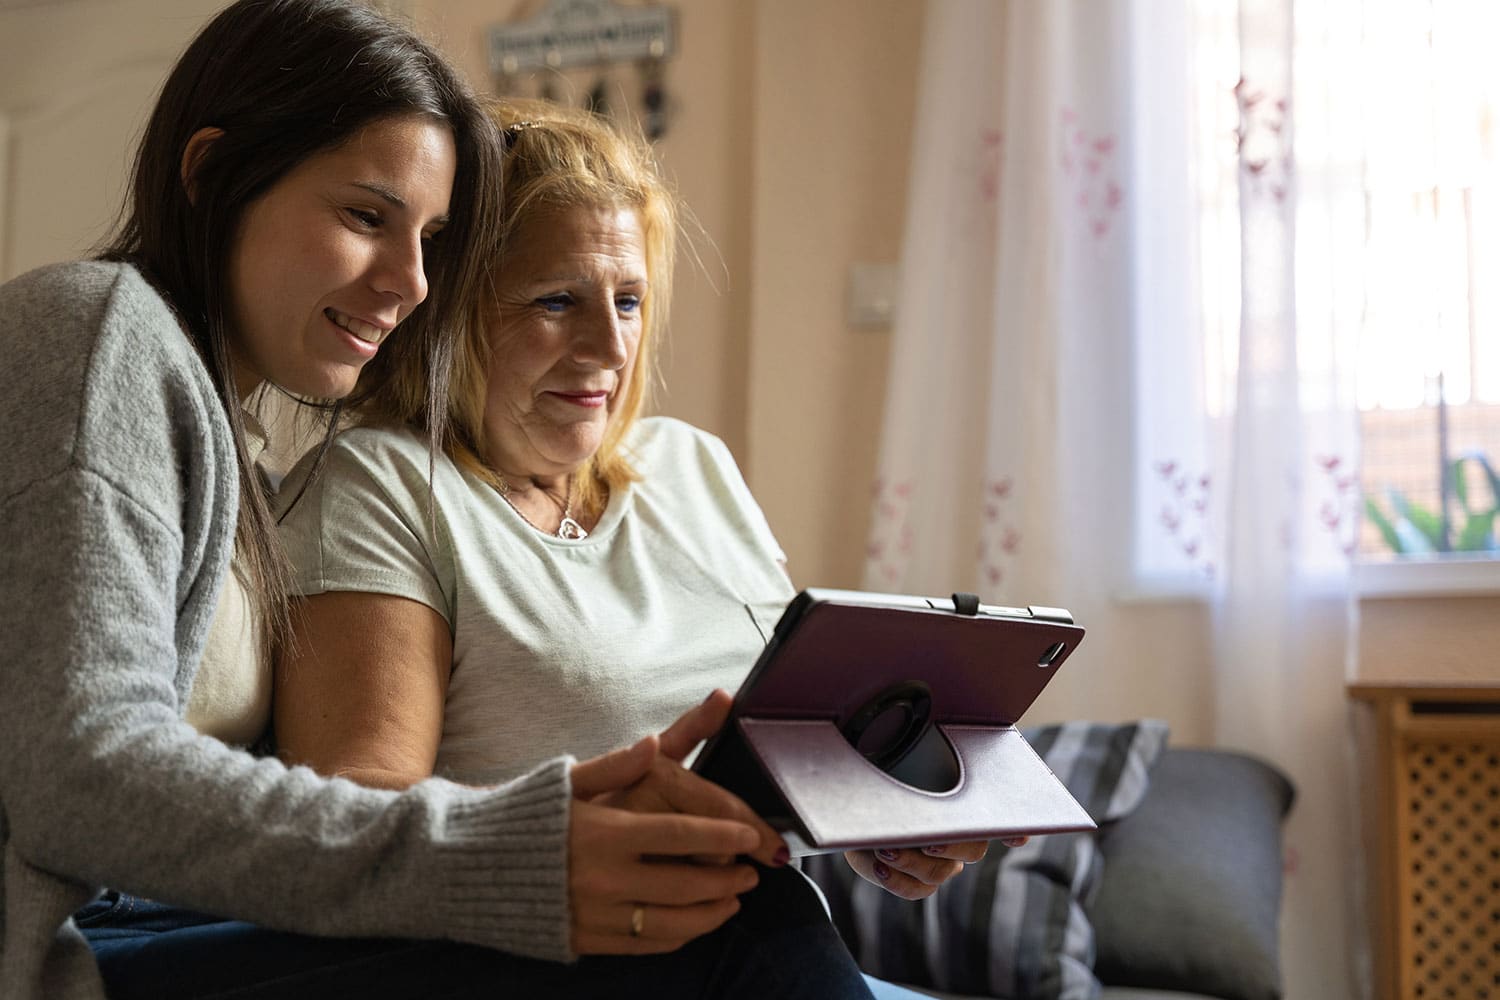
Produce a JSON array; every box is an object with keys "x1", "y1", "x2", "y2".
[{"x1": 693, "y1": 588, "x2": 1096, "y2": 855}]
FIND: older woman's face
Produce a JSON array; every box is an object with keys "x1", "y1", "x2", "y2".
[{"x1": 482, "y1": 203, "x2": 646, "y2": 478}]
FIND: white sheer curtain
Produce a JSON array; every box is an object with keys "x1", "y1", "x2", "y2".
[
  {"x1": 867, "y1": 1, "x2": 1363, "y2": 996},
  {"x1": 864, "y1": 0, "x2": 1135, "y2": 612},
  {"x1": 1206, "y1": 1, "x2": 1363, "y2": 997}
]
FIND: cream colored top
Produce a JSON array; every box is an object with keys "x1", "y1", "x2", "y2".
[{"x1": 184, "y1": 413, "x2": 270, "y2": 745}]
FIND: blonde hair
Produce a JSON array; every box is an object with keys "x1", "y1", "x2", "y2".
[{"x1": 361, "y1": 97, "x2": 678, "y2": 515}]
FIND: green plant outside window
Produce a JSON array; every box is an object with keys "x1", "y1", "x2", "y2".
[{"x1": 1365, "y1": 450, "x2": 1500, "y2": 556}]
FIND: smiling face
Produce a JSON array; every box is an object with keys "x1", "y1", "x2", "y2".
[
  {"x1": 225, "y1": 114, "x2": 456, "y2": 401},
  {"x1": 481, "y1": 203, "x2": 647, "y2": 480}
]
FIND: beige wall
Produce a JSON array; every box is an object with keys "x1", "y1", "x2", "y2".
[
  {"x1": 0, "y1": 0, "x2": 230, "y2": 278},
  {"x1": 743, "y1": 0, "x2": 916, "y2": 589}
]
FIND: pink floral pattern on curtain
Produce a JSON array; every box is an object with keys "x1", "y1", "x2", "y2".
[
  {"x1": 1233, "y1": 78, "x2": 1291, "y2": 204},
  {"x1": 1152, "y1": 461, "x2": 1216, "y2": 579},
  {"x1": 977, "y1": 477, "x2": 1020, "y2": 588},
  {"x1": 1059, "y1": 106, "x2": 1122, "y2": 240},
  {"x1": 979, "y1": 128, "x2": 1004, "y2": 203},
  {"x1": 1314, "y1": 453, "x2": 1360, "y2": 557},
  {"x1": 865, "y1": 477, "x2": 914, "y2": 587}
]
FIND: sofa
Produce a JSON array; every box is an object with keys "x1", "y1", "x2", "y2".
[{"x1": 805, "y1": 738, "x2": 1296, "y2": 1000}]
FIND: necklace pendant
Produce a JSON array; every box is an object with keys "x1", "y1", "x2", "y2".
[{"x1": 557, "y1": 515, "x2": 589, "y2": 541}]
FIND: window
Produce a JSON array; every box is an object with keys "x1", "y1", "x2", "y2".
[{"x1": 1133, "y1": 0, "x2": 1500, "y2": 590}]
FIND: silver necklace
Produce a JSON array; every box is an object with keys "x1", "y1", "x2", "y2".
[{"x1": 495, "y1": 475, "x2": 589, "y2": 541}]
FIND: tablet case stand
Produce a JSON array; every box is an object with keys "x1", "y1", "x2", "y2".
[
  {"x1": 739, "y1": 719, "x2": 1094, "y2": 853},
  {"x1": 696, "y1": 589, "x2": 1098, "y2": 855}
]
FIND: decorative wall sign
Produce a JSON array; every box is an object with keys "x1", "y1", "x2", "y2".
[{"x1": 489, "y1": 0, "x2": 676, "y2": 76}]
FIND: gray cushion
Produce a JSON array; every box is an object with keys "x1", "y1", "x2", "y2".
[{"x1": 1087, "y1": 748, "x2": 1294, "y2": 1000}]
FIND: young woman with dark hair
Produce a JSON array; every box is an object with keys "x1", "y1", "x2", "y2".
[
  {"x1": 98, "y1": 0, "x2": 503, "y2": 658},
  {"x1": 0, "y1": 2, "x2": 791, "y2": 998}
]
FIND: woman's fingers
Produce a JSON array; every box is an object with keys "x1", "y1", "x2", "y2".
[
  {"x1": 657, "y1": 688, "x2": 733, "y2": 762},
  {"x1": 843, "y1": 849, "x2": 941, "y2": 900},
  {"x1": 573, "y1": 853, "x2": 761, "y2": 909},
  {"x1": 919, "y1": 839, "x2": 989, "y2": 864},
  {"x1": 579, "y1": 799, "x2": 762, "y2": 860},
  {"x1": 842, "y1": 845, "x2": 976, "y2": 900},
  {"x1": 594, "y1": 751, "x2": 788, "y2": 868},
  {"x1": 573, "y1": 729, "x2": 788, "y2": 866},
  {"x1": 569, "y1": 800, "x2": 762, "y2": 956},
  {"x1": 568, "y1": 734, "x2": 659, "y2": 799},
  {"x1": 641, "y1": 757, "x2": 789, "y2": 867},
  {"x1": 572, "y1": 897, "x2": 743, "y2": 956},
  {"x1": 880, "y1": 846, "x2": 965, "y2": 886}
]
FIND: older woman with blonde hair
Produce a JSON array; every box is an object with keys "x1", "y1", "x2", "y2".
[{"x1": 274, "y1": 99, "x2": 981, "y2": 997}]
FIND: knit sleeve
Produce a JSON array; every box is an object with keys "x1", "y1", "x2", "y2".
[{"x1": 0, "y1": 467, "x2": 576, "y2": 961}]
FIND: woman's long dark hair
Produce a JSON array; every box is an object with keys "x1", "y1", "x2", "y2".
[{"x1": 100, "y1": 0, "x2": 503, "y2": 659}]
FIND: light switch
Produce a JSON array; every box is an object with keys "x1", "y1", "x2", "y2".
[{"x1": 847, "y1": 261, "x2": 898, "y2": 330}]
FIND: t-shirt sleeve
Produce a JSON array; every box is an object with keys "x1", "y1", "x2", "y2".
[
  {"x1": 700, "y1": 430, "x2": 789, "y2": 567},
  {"x1": 277, "y1": 431, "x2": 455, "y2": 625}
]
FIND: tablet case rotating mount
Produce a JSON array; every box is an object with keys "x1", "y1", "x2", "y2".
[{"x1": 694, "y1": 588, "x2": 1097, "y2": 855}]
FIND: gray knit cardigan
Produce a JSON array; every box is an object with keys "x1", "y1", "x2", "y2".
[{"x1": 0, "y1": 262, "x2": 574, "y2": 1000}]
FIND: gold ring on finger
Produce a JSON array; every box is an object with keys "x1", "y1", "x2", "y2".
[{"x1": 630, "y1": 904, "x2": 645, "y2": 938}]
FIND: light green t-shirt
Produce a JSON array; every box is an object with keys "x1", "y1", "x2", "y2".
[{"x1": 278, "y1": 416, "x2": 796, "y2": 786}]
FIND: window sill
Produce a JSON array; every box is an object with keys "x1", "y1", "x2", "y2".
[
  {"x1": 1354, "y1": 556, "x2": 1500, "y2": 598},
  {"x1": 1114, "y1": 574, "x2": 1211, "y2": 604},
  {"x1": 1119, "y1": 557, "x2": 1500, "y2": 603}
]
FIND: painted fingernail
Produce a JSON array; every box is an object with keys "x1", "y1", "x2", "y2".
[
  {"x1": 922, "y1": 845, "x2": 946, "y2": 856},
  {"x1": 873, "y1": 860, "x2": 891, "y2": 881},
  {"x1": 876, "y1": 848, "x2": 899, "y2": 862},
  {"x1": 772, "y1": 846, "x2": 791, "y2": 867}
]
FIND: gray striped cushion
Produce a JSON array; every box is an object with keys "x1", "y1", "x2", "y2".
[{"x1": 806, "y1": 720, "x2": 1169, "y2": 1000}]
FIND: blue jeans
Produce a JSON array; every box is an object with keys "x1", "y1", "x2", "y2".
[{"x1": 79, "y1": 864, "x2": 885, "y2": 999}]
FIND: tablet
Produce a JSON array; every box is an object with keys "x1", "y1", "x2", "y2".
[{"x1": 692, "y1": 588, "x2": 1096, "y2": 855}]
